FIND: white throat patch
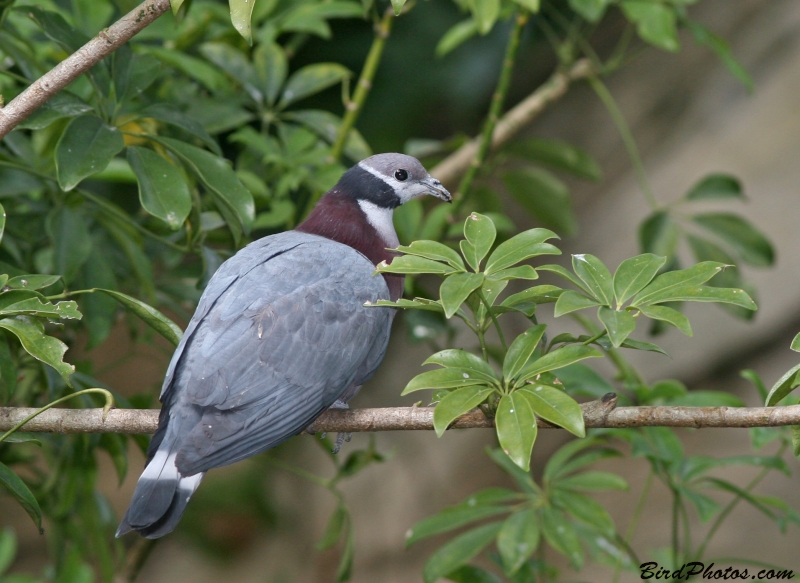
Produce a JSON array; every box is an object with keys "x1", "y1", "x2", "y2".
[{"x1": 358, "y1": 199, "x2": 399, "y2": 248}]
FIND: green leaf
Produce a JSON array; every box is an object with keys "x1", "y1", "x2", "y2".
[
  {"x1": 637, "y1": 305, "x2": 692, "y2": 336},
  {"x1": 572, "y1": 254, "x2": 613, "y2": 305},
  {"x1": 140, "y1": 104, "x2": 221, "y2": 155},
  {"x1": 127, "y1": 146, "x2": 191, "y2": 230},
  {"x1": 0, "y1": 298, "x2": 81, "y2": 320},
  {"x1": 440, "y1": 273, "x2": 485, "y2": 319},
  {"x1": 434, "y1": 386, "x2": 496, "y2": 436},
  {"x1": 81, "y1": 289, "x2": 182, "y2": 347},
  {"x1": 485, "y1": 228, "x2": 560, "y2": 275},
  {"x1": 631, "y1": 261, "x2": 726, "y2": 306},
  {"x1": 17, "y1": 92, "x2": 93, "y2": 130},
  {"x1": 230, "y1": 0, "x2": 257, "y2": 44},
  {"x1": 144, "y1": 47, "x2": 228, "y2": 93},
  {"x1": 792, "y1": 333, "x2": 800, "y2": 353},
  {"x1": 280, "y1": 63, "x2": 350, "y2": 108},
  {"x1": 497, "y1": 509, "x2": 539, "y2": 575},
  {"x1": 516, "y1": 346, "x2": 602, "y2": 383},
  {"x1": 540, "y1": 507, "x2": 582, "y2": 569},
  {"x1": 0, "y1": 462, "x2": 42, "y2": 533},
  {"x1": 519, "y1": 386, "x2": 585, "y2": 437},
  {"x1": 56, "y1": 115, "x2": 124, "y2": 191},
  {"x1": 5, "y1": 275, "x2": 61, "y2": 290},
  {"x1": 621, "y1": 1, "x2": 679, "y2": 52},
  {"x1": 391, "y1": 0, "x2": 407, "y2": 15},
  {"x1": 686, "y1": 22, "x2": 754, "y2": 93},
  {"x1": 639, "y1": 211, "x2": 679, "y2": 257},
  {"x1": 446, "y1": 565, "x2": 504, "y2": 583},
  {"x1": 495, "y1": 393, "x2": 538, "y2": 471},
  {"x1": 599, "y1": 336, "x2": 668, "y2": 356},
  {"x1": 681, "y1": 488, "x2": 720, "y2": 523},
  {"x1": 766, "y1": 363, "x2": 800, "y2": 406},
  {"x1": 643, "y1": 285, "x2": 755, "y2": 310},
  {"x1": 469, "y1": 0, "x2": 500, "y2": 35},
  {"x1": 462, "y1": 213, "x2": 496, "y2": 270},
  {"x1": 568, "y1": 0, "x2": 609, "y2": 22},
  {"x1": 153, "y1": 137, "x2": 255, "y2": 244},
  {"x1": 511, "y1": 0, "x2": 540, "y2": 12},
  {"x1": 543, "y1": 439, "x2": 619, "y2": 481},
  {"x1": 553, "y1": 290, "x2": 600, "y2": 317},
  {"x1": 554, "y1": 364, "x2": 615, "y2": 400},
  {"x1": 406, "y1": 505, "x2": 510, "y2": 548},
  {"x1": 485, "y1": 265, "x2": 538, "y2": 281},
  {"x1": 502, "y1": 167, "x2": 577, "y2": 236},
  {"x1": 691, "y1": 213, "x2": 774, "y2": 267},
  {"x1": 424, "y1": 349, "x2": 499, "y2": 381},
  {"x1": 0, "y1": 316, "x2": 73, "y2": 383},
  {"x1": 558, "y1": 471, "x2": 628, "y2": 492},
  {"x1": 396, "y1": 241, "x2": 465, "y2": 270},
  {"x1": 685, "y1": 173, "x2": 744, "y2": 201},
  {"x1": 254, "y1": 43, "x2": 288, "y2": 105},
  {"x1": 436, "y1": 19, "x2": 479, "y2": 57},
  {"x1": 502, "y1": 285, "x2": 564, "y2": 308},
  {"x1": 422, "y1": 522, "x2": 503, "y2": 583},
  {"x1": 597, "y1": 307, "x2": 636, "y2": 348},
  {"x1": 486, "y1": 448, "x2": 539, "y2": 494},
  {"x1": 199, "y1": 42, "x2": 260, "y2": 100},
  {"x1": 0, "y1": 332, "x2": 16, "y2": 403},
  {"x1": 503, "y1": 325, "x2": 546, "y2": 380},
  {"x1": 537, "y1": 264, "x2": 589, "y2": 294},
  {"x1": 317, "y1": 503, "x2": 347, "y2": 550},
  {"x1": 46, "y1": 205, "x2": 92, "y2": 285},
  {"x1": 0, "y1": 202, "x2": 4, "y2": 245},
  {"x1": 0, "y1": 527, "x2": 16, "y2": 573},
  {"x1": 402, "y1": 369, "x2": 489, "y2": 395},
  {"x1": 613, "y1": 253, "x2": 666, "y2": 306},
  {"x1": 554, "y1": 490, "x2": 615, "y2": 534},
  {"x1": 377, "y1": 255, "x2": 456, "y2": 275},
  {"x1": 507, "y1": 138, "x2": 601, "y2": 181}
]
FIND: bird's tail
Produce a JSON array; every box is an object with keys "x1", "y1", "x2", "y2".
[{"x1": 116, "y1": 438, "x2": 205, "y2": 539}]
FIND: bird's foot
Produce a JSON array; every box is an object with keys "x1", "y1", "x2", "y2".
[
  {"x1": 332, "y1": 431, "x2": 352, "y2": 454},
  {"x1": 329, "y1": 400, "x2": 351, "y2": 454}
]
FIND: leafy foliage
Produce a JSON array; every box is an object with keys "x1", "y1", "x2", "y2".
[{"x1": 0, "y1": 0, "x2": 795, "y2": 581}]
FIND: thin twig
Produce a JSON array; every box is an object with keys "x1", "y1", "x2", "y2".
[
  {"x1": 329, "y1": 8, "x2": 394, "y2": 164},
  {"x1": 0, "y1": 0, "x2": 170, "y2": 138},
  {"x1": 3, "y1": 397, "x2": 800, "y2": 434},
  {"x1": 430, "y1": 58, "x2": 593, "y2": 189},
  {"x1": 452, "y1": 9, "x2": 529, "y2": 210}
]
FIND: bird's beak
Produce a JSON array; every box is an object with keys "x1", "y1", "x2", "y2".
[{"x1": 421, "y1": 176, "x2": 452, "y2": 202}]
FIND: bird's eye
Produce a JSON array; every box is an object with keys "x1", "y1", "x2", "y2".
[{"x1": 395, "y1": 169, "x2": 408, "y2": 181}]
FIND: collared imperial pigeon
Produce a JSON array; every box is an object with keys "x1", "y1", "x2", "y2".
[{"x1": 117, "y1": 153, "x2": 451, "y2": 538}]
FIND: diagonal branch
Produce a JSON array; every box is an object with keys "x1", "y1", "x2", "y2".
[
  {"x1": 2, "y1": 396, "x2": 800, "y2": 435},
  {"x1": 0, "y1": 0, "x2": 171, "y2": 139},
  {"x1": 430, "y1": 58, "x2": 593, "y2": 189}
]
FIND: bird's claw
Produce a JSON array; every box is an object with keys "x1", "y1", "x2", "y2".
[{"x1": 332, "y1": 432, "x2": 352, "y2": 454}]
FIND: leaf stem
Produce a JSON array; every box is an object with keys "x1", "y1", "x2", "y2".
[
  {"x1": 329, "y1": 8, "x2": 394, "y2": 164},
  {"x1": 612, "y1": 469, "x2": 653, "y2": 582},
  {"x1": 452, "y1": 9, "x2": 529, "y2": 212},
  {"x1": 0, "y1": 388, "x2": 114, "y2": 444},
  {"x1": 587, "y1": 76, "x2": 658, "y2": 211},
  {"x1": 581, "y1": 329, "x2": 607, "y2": 346},
  {"x1": 478, "y1": 291, "x2": 507, "y2": 352},
  {"x1": 693, "y1": 441, "x2": 788, "y2": 561}
]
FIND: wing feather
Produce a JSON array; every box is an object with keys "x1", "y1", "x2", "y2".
[{"x1": 157, "y1": 231, "x2": 393, "y2": 475}]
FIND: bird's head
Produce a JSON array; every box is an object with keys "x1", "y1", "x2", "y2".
[{"x1": 335, "y1": 153, "x2": 451, "y2": 208}]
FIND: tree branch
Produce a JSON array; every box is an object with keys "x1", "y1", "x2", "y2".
[
  {"x1": 3, "y1": 395, "x2": 800, "y2": 435},
  {"x1": 430, "y1": 59, "x2": 593, "y2": 189},
  {"x1": 0, "y1": 0, "x2": 170, "y2": 139}
]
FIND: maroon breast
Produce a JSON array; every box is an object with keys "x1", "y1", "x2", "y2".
[{"x1": 296, "y1": 193, "x2": 404, "y2": 301}]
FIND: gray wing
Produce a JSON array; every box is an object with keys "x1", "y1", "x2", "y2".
[{"x1": 159, "y1": 232, "x2": 393, "y2": 475}]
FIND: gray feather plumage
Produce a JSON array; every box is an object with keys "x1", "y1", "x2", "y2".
[{"x1": 118, "y1": 231, "x2": 393, "y2": 537}]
